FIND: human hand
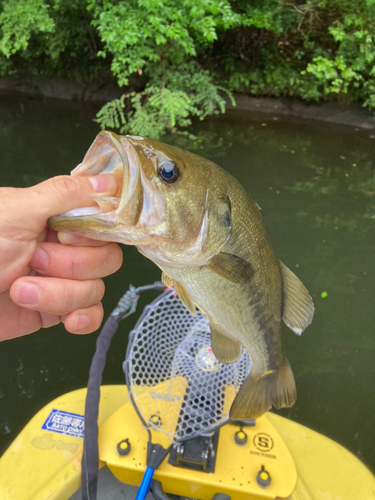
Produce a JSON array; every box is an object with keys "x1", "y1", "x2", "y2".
[{"x1": 0, "y1": 174, "x2": 123, "y2": 341}]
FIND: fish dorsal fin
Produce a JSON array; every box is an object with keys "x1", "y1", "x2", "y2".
[
  {"x1": 161, "y1": 271, "x2": 173, "y2": 288},
  {"x1": 207, "y1": 253, "x2": 254, "y2": 284},
  {"x1": 173, "y1": 280, "x2": 197, "y2": 318},
  {"x1": 210, "y1": 324, "x2": 242, "y2": 363},
  {"x1": 280, "y1": 261, "x2": 314, "y2": 335}
]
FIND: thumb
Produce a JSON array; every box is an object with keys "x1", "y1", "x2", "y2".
[{"x1": 25, "y1": 174, "x2": 118, "y2": 229}]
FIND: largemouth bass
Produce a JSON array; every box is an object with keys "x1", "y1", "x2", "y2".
[{"x1": 49, "y1": 131, "x2": 314, "y2": 419}]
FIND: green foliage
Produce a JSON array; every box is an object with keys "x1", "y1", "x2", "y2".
[
  {"x1": 303, "y1": 3, "x2": 375, "y2": 107},
  {"x1": 96, "y1": 75, "x2": 234, "y2": 139},
  {"x1": 0, "y1": 0, "x2": 54, "y2": 57},
  {"x1": 0, "y1": 0, "x2": 101, "y2": 79},
  {"x1": 0, "y1": 0, "x2": 374, "y2": 137},
  {"x1": 222, "y1": 0, "x2": 375, "y2": 109},
  {"x1": 90, "y1": 0, "x2": 238, "y2": 138},
  {"x1": 88, "y1": 0, "x2": 243, "y2": 87}
]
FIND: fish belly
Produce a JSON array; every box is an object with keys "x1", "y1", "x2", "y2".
[{"x1": 162, "y1": 265, "x2": 282, "y2": 378}]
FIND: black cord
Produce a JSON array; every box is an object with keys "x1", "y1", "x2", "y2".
[
  {"x1": 150, "y1": 480, "x2": 172, "y2": 500},
  {"x1": 81, "y1": 315, "x2": 121, "y2": 500}
]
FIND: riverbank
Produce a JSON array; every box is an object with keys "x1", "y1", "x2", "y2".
[{"x1": 1, "y1": 75, "x2": 375, "y2": 131}]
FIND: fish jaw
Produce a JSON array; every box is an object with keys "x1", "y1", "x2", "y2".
[
  {"x1": 48, "y1": 213, "x2": 151, "y2": 245},
  {"x1": 48, "y1": 131, "x2": 167, "y2": 245}
]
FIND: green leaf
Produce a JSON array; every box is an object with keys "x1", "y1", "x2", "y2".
[{"x1": 0, "y1": 0, "x2": 55, "y2": 57}]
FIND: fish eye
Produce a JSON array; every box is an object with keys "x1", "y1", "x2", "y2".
[{"x1": 158, "y1": 161, "x2": 179, "y2": 183}]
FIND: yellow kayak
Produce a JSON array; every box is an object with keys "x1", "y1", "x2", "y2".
[{"x1": 0, "y1": 385, "x2": 373, "y2": 500}]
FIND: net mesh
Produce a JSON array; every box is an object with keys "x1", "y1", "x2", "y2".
[{"x1": 124, "y1": 289, "x2": 251, "y2": 442}]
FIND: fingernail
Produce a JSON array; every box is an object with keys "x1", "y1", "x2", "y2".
[
  {"x1": 74, "y1": 314, "x2": 90, "y2": 332},
  {"x1": 89, "y1": 174, "x2": 117, "y2": 193},
  {"x1": 16, "y1": 282, "x2": 40, "y2": 305},
  {"x1": 30, "y1": 246, "x2": 48, "y2": 271}
]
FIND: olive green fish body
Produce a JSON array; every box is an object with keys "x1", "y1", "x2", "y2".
[
  {"x1": 49, "y1": 131, "x2": 314, "y2": 420},
  {"x1": 157, "y1": 189, "x2": 284, "y2": 379}
]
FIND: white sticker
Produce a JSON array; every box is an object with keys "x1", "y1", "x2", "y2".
[{"x1": 42, "y1": 409, "x2": 84, "y2": 438}]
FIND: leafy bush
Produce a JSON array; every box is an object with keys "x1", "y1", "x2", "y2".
[
  {"x1": 0, "y1": 0, "x2": 374, "y2": 139},
  {"x1": 0, "y1": 0, "x2": 103, "y2": 80},
  {"x1": 0, "y1": 0, "x2": 54, "y2": 57},
  {"x1": 96, "y1": 65, "x2": 234, "y2": 138},
  {"x1": 89, "y1": 0, "x2": 240, "y2": 137},
  {"x1": 218, "y1": 0, "x2": 375, "y2": 109},
  {"x1": 304, "y1": 3, "x2": 375, "y2": 107}
]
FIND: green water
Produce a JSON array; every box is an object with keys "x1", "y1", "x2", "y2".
[{"x1": 0, "y1": 96, "x2": 374, "y2": 472}]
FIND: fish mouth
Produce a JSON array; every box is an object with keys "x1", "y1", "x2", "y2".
[{"x1": 49, "y1": 131, "x2": 161, "y2": 241}]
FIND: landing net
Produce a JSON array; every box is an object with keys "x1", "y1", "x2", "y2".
[{"x1": 124, "y1": 289, "x2": 251, "y2": 443}]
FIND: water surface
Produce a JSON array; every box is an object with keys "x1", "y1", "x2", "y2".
[{"x1": 0, "y1": 96, "x2": 374, "y2": 471}]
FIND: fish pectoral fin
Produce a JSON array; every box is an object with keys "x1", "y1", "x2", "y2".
[
  {"x1": 161, "y1": 271, "x2": 173, "y2": 288},
  {"x1": 280, "y1": 260, "x2": 315, "y2": 335},
  {"x1": 229, "y1": 357, "x2": 296, "y2": 420},
  {"x1": 207, "y1": 253, "x2": 254, "y2": 284},
  {"x1": 173, "y1": 281, "x2": 197, "y2": 318},
  {"x1": 210, "y1": 325, "x2": 242, "y2": 363}
]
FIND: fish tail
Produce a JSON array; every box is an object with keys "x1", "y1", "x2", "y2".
[{"x1": 229, "y1": 357, "x2": 296, "y2": 420}]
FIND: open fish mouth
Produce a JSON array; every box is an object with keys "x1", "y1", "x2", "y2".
[
  {"x1": 49, "y1": 131, "x2": 167, "y2": 244},
  {"x1": 69, "y1": 131, "x2": 127, "y2": 218},
  {"x1": 49, "y1": 131, "x2": 147, "y2": 231}
]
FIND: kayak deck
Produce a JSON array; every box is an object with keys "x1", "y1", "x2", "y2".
[{"x1": 0, "y1": 385, "x2": 373, "y2": 500}]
